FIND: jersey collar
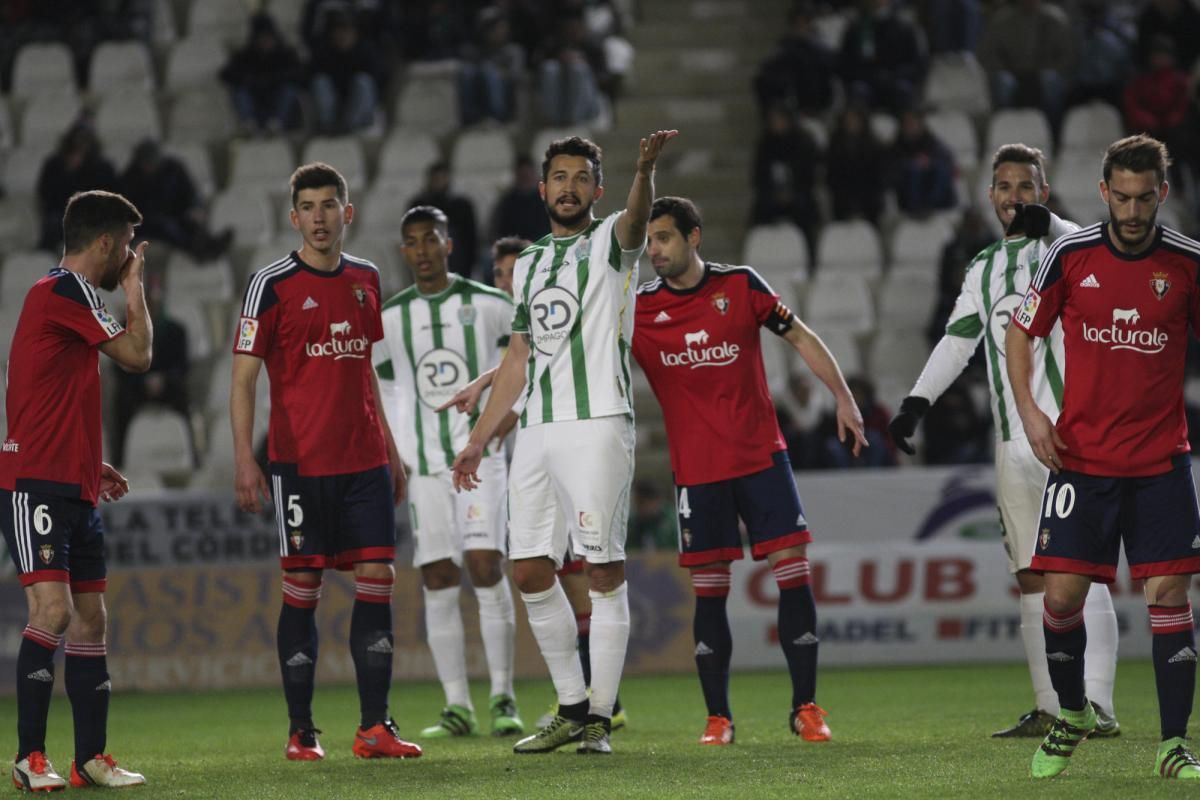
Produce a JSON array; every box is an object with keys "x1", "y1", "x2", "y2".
[
  {"x1": 660, "y1": 261, "x2": 712, "y2": 296},
  {"x1": 415, "y1": 272, "x2": 460, "y2": 299},
  {"x1": 291, "y1": 250, "x2": 346, "y2": 277},
  {"x1": 1100, "y1": 223, "x2": 1162, "y2": 262}
]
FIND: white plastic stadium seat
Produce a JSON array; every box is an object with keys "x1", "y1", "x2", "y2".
[
  {"x1": 451, "y1": 174, "x2": 503, "y2": 236},
  {"x1": 209, "y1": 189, "x2": 275, "y2": 247},
  {"x1": 452, "y1": 129, "x2": 515, "y2": 179},
  {"x1": 743, "y1": 223, "x2": 808, "y2": 286},
  {"x1": 529, "y1": 126, "x2": 592, "y2": 164},
  {"x1": 189, "y1": 0, "x2": 255, "y2": 47},
  {"x1": 814, "y1": 328, "x2": 862, "y2": 376},
  {"x1": 925, "y1": 54, "x2": 990, "y2": 118},
  {"x1": 123, "y1": 408, "x2": 194, "y2": 473},
  {"x1": 816, "y1": 220, "x2": 883, "y2": 278},
  {"x1": 890, "y1": 217, "x2": 953, "y2": 275},
  {"x1": 165, "y1": 36, "x2": 228, "y2": 92},
  {"x1": 164, "y1": 250, "x2": 235, "y2": 306},
  {"x1": 164, "y1": 141, "x2": 216, "y2": 199},
  {"x1": 984, "y1": 109, "x2": 1053, "y2": 162},
  {"x1": 11, "y1": 43, "x2": 76, "y2": 100},
  {"x1": 227, "y1": 138, "x2": 295, "y2": 195},
  {"x1": 302, "y1": 136, "x2": 367, "y2": 193},
  {"x1": 168, "y1": 86, "x2": 236, "y2": 144},
  {"x1": 1, "y1": 251, "x2": 57, "y2": 308},
  {"x1": 926, "y1": 110, "x2": 978, "y2": 180},
  {"x1": 1, "y1": 144, "x2": 55, "y2": 198},
  {"x1": 89, "y1": 41, "x2": 155, "y2": 94},
  {"x1": 376, "y1": 129, "x2": 440, "y2": 182},
  {"x1": 175, "y1": 302, "x2": 214, "y2": 360},
  {"x1": 19, "y1": 91, "x2": 83, "y2": 147},
  {"x1": 877, "y1": 271, "x2": 938, "y2": 333},
  {"x1": 354, "y1": 180, "x2": 418, "y2": 237},
  {"x1": 395, "y1": 75, "x2": 459, "y2": 137},
  {"x1": 151, "y1": 0, "x2": 178, "y2": 49},
  {"x1": 0, "y1": 199, "x2": 39, "y2": 252},
  {"x1": 0, "y1": 97, "x2": 12, "y2": 150},
  {"x1": 1059, "y1": 102, "x2": 1123, "y2": 161},
  {"x1": 94, "y1": 91, "x2": 162, "y2": 144},
  {"x1": 868, "y1": 330, "x2": 933, "y2": 388},
  {"x1": 803, "y1": 273, "x2": 875, "y2": 335},
  {"x1": 1050, "y1": 154, "x2": 1104, "y2": 220}
]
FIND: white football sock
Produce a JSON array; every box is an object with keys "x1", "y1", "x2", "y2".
[
  {"x1": 1020, "y1": 591, "x2": 1059, "y2": 715},
  {"x1": 522, "y1": 581, "x2": 587, "y2": 707},
  {"x1": 1083, "y1": 581, "x2": 1119, "y2": 716},
  {"x1": 423, "y1": 585, "x2": 471, "y2": 709},
  {"x1": 474, "y1": 576, "x2": 516, "y2": 699},
  {"x1": 587, "y1": 582, "x2": 630, "y2": 720}
]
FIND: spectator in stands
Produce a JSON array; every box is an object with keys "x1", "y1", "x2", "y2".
[
  {"x1": 753, "y1": 2, "x2": 836, "y2": 118},
  {"x1": 776, "y1": 372, "x2": 831, "y2": 470},
  {"x1": 219, "y1": 13, "x2": 304, "y2": 136},
  {"x1": 109, "y1": 272, "x2": 196, "y2": 469},
  {"x1": 489, "y1": 235, "x2": 529, "y2": 295},
  {"x1": 407, "y1": 162, "x2": 479, "y2": 278},
  {"x1": 928, "y1": 205, "x2": 993, "y2": 345},
  {"x1": 820, "y1": 375, "x2": 896, "y2": 468},
  {"x1": 119, "y1": 139, "x2": 232, "y2": 262},
  {"x1": 1065, "y1": 0, "x2": 1134, "y2": 109},
  {"x1": 536, "y1": 10, "x2": 607, "y2": 125},
  {"x1": 1136, "y1": 0, "x2": 1200, "y2": 74},
  {"x1": 918, "y1": 0, "x2": 982, "y2": 54},
  {"x1": 977, "y1": 0, "x2": 1074, "y2": 132},
  {"x1": 398, "y1": 0, "x2": 467, "y2": 61},
  {"x1": 825, "y1": 105, "x2": 888, "y2": 226},
  {"x1": 626, "y1": 480, "x2": 677, "y2": 552},
  {"x1": 458, "y1": 5, "x2": 527, "y2": 126},
  {"x1": 888, "y1": 106, "x2": 958, "y2": 217},
  {"x1": 750, "y1": 104, "x2": 822, "y2": 269},
  {"x1": 492, "y1": 156, "x2": 550, "y2": 243},
  {"x1": 921, "y1": 377, "x2": 992, "y2": 464},
  {"x1": 36, "y1": 121, "x2": 118, "y2": 252},
  {"x1": 1122, "y1": 37, "x2": 1191, "y2": 169},
  {"x1": 309, "y1": 10, "x2": 386, "y2": 134},
  {"x1": 837, "y1": 0, "x2": 927, "y2": 113}
]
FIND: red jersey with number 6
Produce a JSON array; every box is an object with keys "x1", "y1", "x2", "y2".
[
  {"x1": 0, "y1": 268, "x2": 126, "y2": 505},
  {"x1": 234, "y1": 251, "x2": 387, "y2": 476},
  {"x1": 633, "y1": 263, "x2": 794, "y2": 485},
  {"x1": 1014, "y1": 223, "x2": 1200, "y2": 476}
]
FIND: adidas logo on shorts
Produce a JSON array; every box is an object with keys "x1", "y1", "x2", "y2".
[
  {"x1": 1169, "y1": 647, "x2": 1198, "y2": 664},
  {"x1": 1046, "y1": 651, "x2": 1074, "y2": 662}
]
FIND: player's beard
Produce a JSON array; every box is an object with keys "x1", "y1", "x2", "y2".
[
  {"x1": 1109, "y1": 206, "x2": 1158, "y2": 249},
  {"x1": 545, "y1": 196, "x2": 592, "y2": 230},
  {"x1": 99, "y1": 247, "x2": 125, "y2": 291}
]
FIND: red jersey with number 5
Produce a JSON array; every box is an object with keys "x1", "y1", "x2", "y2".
[
  {"x1": 0, "y1": 268, "x2": 126, "y2": 504},
  {"x1": 1014, "y1": 223, "x2": 1200, "y2": 476},
  {"x1": 632, "y1": 263, "x2": 794, "y2": 485},
  {"x1": 234, "y1": 251, "x2": 387, "y2": 476}
]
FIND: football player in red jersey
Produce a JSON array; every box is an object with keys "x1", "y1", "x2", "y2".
[
  {"x1": 1, "y1": 191, "x2": 150, "y2": 790},
  {"x1": 231, "y1": 163, "x2": 418, "y2": 762},
  {"x1": 1009, "y1": 135, "x2": 1200, "y2": 779},
  {"x1": 632, "y1": 196, "x2": 865, "y2": 746}
]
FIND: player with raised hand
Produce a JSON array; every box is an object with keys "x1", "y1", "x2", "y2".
[
  {"x1": 372, "y1": 206, "x2": 524, "y2": 739},
  {"x1": 632, "y1": 196, "x2": 865, "y2": 745},
  {"x1": 2, "y1": 191, "x2": 150, "y2": 790},
  {"x1": 888, "y1": 144, "x2": 1120, "y2": 739},
  {"x1": 231, "y1": 163, "x2": 419, "y2": 763},
  {"x1": 1009, "y1": 134, "x2": 1200, "y2": 780},
  {"x1": 450, "y1": 130, "x2": 677, "y2": 755}
]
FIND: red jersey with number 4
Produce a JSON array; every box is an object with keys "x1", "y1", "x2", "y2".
[
  {"x1": 1014, "y1": 223, "x2": 1200, "y2": 476},
  {"x1": 235, "y1": 251, "x2": 387, "y2": 476},
  {"x1": 0, "y1": 268, "x2": 126, "y2": 504},
  {"x1": 633, "y1": 263, "x2": 794, "y2": 485}
]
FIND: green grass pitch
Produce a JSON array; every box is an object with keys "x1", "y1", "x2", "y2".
[{"x1": 2, "y1": 660, "x2": 1195, "y2": 798}]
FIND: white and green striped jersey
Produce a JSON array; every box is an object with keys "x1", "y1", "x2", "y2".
[
  {"x1": 928, "y1": 228, "x2": 1075, "y2": 441},
  {"x1": 373, "y1": 274, "x2": 513, "y2": 476},
  {"x1": 511, "y1": 210, "x2": 643, "y2": 426}
]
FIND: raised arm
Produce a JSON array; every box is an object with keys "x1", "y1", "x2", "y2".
[
  {"x1": 98, "y1": 241, "x2": 153, "y2": 372},
  {"x1": 614, "y1": 130, "x2": 679, "y2": 251}
]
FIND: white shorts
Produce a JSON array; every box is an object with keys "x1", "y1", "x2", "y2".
[
  {"x1": 995, "y1": 437, "x2": 1049, "y2": 573},
  {"x1": 508, "y1": 415, "x2": 635, "y2": 567},
  {"x1": 408, "y1": 453, "x2": 508, "y2": 567}
]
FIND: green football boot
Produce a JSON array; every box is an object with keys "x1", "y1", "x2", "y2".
[
  {"x1": 489, "y1": 694, "x2": 525, "y2": 737},
  {"x1": 419, "y1": 704, "x2": 479, "y2": 738},
  {"x1": 512, "y1": 715, "x2": 585, "y2": 754},
  {"x1": 1156, "y1": 737, "x2": 1200, "y2": 779},
  {"x1": 1031, "y1": 703, "x2": 1096, "y2": 778}
]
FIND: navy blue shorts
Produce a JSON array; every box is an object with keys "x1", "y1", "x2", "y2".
[
  {"x1": 0, "y1": 490, "x2": 107, "y2": 591},
  {"x1": 676, "y1": 451, "x2": 812, "y2": 567},
  {"x1": 270, "y1": 464, "x2": 396, "y2": 571},
  {"x1": 1030, "y1": 454, "x2": 1200, "y2": 582}
]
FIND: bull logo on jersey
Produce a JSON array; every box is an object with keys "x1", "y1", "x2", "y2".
[
  {"x1": 1151, "y1": 272, "x2": 1171, "y2": 300},
  {"x1": 415, "y1": 348, "x2": 469, "y2": 409},
  {"x1": 306, "y1": 320, "x2": 369, "y2": 360},
  {"x1": 661, "y1": 330, "x2": 740, "y2": 369},
  {"x1": 712, "y1": 292, "x2": 729, "y2": 315},
  {"x1": 1084, "y1": 306, "x2": 1167, "y2": 353},
  {"x1": 352, "y1": 286, "x2": 367, "y2": 306},
  {"x1": 529, "y1": 286, "x2": 580, "y2": 356},
  {"x1": 330, "y1": 321, "x2": 352, "y2": 336},
  {"x1": 684, "y1": 330, "x2": 709, "y2": 347},
  {"x1": 38, "y1": 544, "x2": 53, "y2": 565},
  {"x1": 290, "y1": 531, "x2": 304, "y2": 551}
]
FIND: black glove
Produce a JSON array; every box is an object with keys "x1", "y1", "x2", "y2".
[
  {"x1": 1006, "y1": 202, "x2": 1051, "y2": 239},
  {"x1": 888, "y1": 395, "x2": 931, "y2": 456}
]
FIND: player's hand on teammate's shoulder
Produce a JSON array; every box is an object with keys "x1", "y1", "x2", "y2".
[
  {"x1": 636, "y1": 130, "x2": 679, "y2": 174},
  {"x1": 837, "y1": 398, "x2": 870, "y2": 457},
  {"x1": 234, "y1": 456, "x2": 271, "y2": 513},
  {"x1": 98, "y1": 462, "x2": 130, "y2": 502}
]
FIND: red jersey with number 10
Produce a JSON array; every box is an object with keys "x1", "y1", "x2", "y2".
[
  {"x1": 0, "y1": 268, "x2": 126, "y2": 505},
  {"x1": 1014, "y1": 223, "x2": 1200, "y2": 476},
  {"x1": 234, "y1": 251, "x2": 387, "y2": 476},
  {"x1": 633, "y1": 263, "x2": 793, "y2": 485}
]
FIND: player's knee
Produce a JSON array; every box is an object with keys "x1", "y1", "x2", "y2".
[
  {"x1": 1042, "y1": 587, "x2": 1086, "y2": 615},
  {"x1": 70, "y1": 605, "x2": 107, "y2": 642},
  {"x1": 690, "y1": 565, "x2": 731, "y2": 598},
  {"x1": 1145, "y1": 575, "x2": 1191, "y2": 607},
  {"x1": 465, "y1": 552, "x2": 503, "y2": 587},
  {"x1": 29, "y1": 600, "x2": 71, "y2": 634},
  {"x1": 421, "y1": 559, "x2": 462, "y2": 590},
  {"x1": 586, "y1": 562, "x2": 625, "y2": 594},
  {"x1": 512, "y1": 558, "x2": 556, "y2": 594},
  {"x1": 282, "y1": 574, "x2": 324, "y2": 610}
]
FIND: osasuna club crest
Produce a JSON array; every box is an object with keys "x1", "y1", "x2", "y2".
[
  {"x1": 1150, "y1": 271, "x2": 1171, "y2": 300},
  {"x1": 1039, "y1": 528, "x2": 1051, "y2": 550},
  {"x1": 39, "y1": 544, "x2": 53, "y2": 564},
  {"x1": 352, "y1": 285, "x2": 367, "y2": 306},
  {"x1": 290, "y1": 531, "x2": 304, "y2": 551},
  {"x1": 712, "y1": 292, "x2": 729, "y2": 315}
]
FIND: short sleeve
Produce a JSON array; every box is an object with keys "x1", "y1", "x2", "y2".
[
  {"x1": 49, "y1": 273, "x2": 125, "y2": 346},
  {"x1": 743, "y1": 269, "x2": 794, "y2": 335},
  {"x1": 1014, "y1": 250, "x2": 1067, "y2": 338},
  {"x1": 233, "y1": 275, "x2": 278, "y2": 356},
  {"x1": 607, "y1": 211, "x2": 644, "y2": 273},
  {"x1": 511, "y1": 300, "x2": 529, "y2": 334},
  {"x1": 366, "y1": 270, "x2": 384, "y2": 343}
]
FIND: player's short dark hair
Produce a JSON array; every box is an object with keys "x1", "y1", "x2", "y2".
[
  {"x1": 991, "y1": 144, "x2": 1047, "y2": 188},
  {"x1": 541, "y1": 136, "x2": 603, "y2": 186},
  {"x1": 1103, "y1": 134, "x2": 1171, "y2": 184},
  {"x1": 290, "y1": 162, "x2": 347, "y2": 208},
  {"x1": 401, "y1": 205, "x2": 449, "y2": 236},
  {"x1": 492, "y1": 236, "x2": 530, "y2": 259},
  {"x1": 650, "y1": 196, "x2": 703, "y2": 238},
  {"x1": 62, "y1": 190, "x2": 142, "y2": 255}
]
